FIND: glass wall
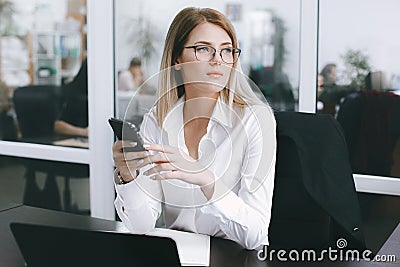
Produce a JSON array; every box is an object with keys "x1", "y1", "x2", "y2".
[
  {"x1": 0, "y1": 0, "x2": 88, "y2": 147},
  {"x1": 0, "y1": 0, "x2": 90, "y2": 215},
  {"x1": 318, "y1": 0, "x2": 400, "y2": 179}
]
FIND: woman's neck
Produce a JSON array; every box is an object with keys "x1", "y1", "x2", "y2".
[{"x1": 183, "y1": 91, "x2": 219, "y2": 123}]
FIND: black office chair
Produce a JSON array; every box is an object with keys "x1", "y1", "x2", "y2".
[
  {"x1": 269, "y1": 112, "x2": 366, "y2": 252},
  {"x1": 13, "y1": 85, "x2": 61, "y2": 140},
  {"x1": 13, "y1": 85, "x2": 89, "y2": 213}
]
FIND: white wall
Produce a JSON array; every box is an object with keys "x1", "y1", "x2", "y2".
[{"x1": 318, "y1": 0, "x2": 400, "y2": 86}]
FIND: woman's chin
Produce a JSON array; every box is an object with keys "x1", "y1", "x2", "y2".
[
  {"x1": 186, "y1": 83, "x2": 226, "y2": 95},
  {"x1": 208, "y1": 84, "x2": 225, "y2": 93}
]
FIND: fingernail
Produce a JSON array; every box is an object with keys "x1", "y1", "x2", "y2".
[
  {"x1": 136, "y1": 159, "x2": 144, "y2": 166},
  {"x1": 130, "y1": 142, "x2": 137, "y2": 146},
  {"x1": 143, "y1": 171, "x2": 148, "y2": 175},
  {"x1": 143, "y1": 144, "x2": 150, "y2": 148},
  {"x1": 143, "y1": 151, "x2": 149, "y2": 156}
]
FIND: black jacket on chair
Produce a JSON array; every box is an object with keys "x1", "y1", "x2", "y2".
[{"x1": 269, "y1": 112, "x2": 366, "y2": 251}]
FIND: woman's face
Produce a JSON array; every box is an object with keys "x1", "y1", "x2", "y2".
[{"x1": 175, "y1": 22, "x2": 234, "y2": 96}]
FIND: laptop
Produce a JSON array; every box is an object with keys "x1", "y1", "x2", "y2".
[{"x1": 10, "y1": 222, "x2": 181, "y2": 267}]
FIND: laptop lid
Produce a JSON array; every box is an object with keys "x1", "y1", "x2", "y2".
[{"x1": 10, "y1": 222, "x2": 181, "y2": 267}]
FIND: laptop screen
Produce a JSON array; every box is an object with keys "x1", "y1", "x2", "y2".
[{"x1": 10, "y1": 222, "x2": 181, "y2": 267}]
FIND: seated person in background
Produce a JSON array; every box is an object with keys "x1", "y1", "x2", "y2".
[
  {"x1": 118, "y1": 57, "x2": 145, "y2": 91},
  {"x1": 54, "y1": 59, "x2": 88, "y2": 137},
  {"x1": 0, "y1": 80, "x2": 17, "y2": 140},
  {"x1": 0, "y1": 80, "x2": 12, "y2": 113},
  {"x1": 320, "y1": 63, "x2": 337, "y2": 88}
]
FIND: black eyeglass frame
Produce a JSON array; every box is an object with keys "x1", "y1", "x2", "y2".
[{"x1": 184, "y1": 45, "x2": 241, "y2": 64}]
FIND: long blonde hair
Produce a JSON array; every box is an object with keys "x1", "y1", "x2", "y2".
[{"x1": 156, "y1": 7, "x2": 266, "y2": 127}]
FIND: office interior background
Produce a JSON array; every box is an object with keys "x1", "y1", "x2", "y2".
[{"x1": 0, "y1": 0, "x2": 399, "y2": 254}]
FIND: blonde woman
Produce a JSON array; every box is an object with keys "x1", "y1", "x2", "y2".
[{"x1": 112, "y1": 7, "x2": 276, "y2": 250}]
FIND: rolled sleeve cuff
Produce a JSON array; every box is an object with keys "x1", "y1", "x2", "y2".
[{"x1": 114, "y1": 171, "x2": 148, "y2": 210}]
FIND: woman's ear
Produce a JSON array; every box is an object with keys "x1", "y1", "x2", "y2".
[{"x1": 174, "y1": 60, "x2": 182, "y2": 71}]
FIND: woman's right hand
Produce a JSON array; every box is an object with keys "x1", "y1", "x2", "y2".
[{"x1": 112, "y1": 140, "x2": 148, "y2": 183}]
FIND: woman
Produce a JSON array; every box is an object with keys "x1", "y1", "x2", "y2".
[
  {"x1": 118, "y1": 57, "x2": 145, "y2": 91},
  {"x1": 113, "y1": 7, "x2": 276, "y2": 250}
]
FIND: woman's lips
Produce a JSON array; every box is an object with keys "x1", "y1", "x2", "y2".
[{"x1": 207, "y1": 72, "x2": 223, "y2": 78}]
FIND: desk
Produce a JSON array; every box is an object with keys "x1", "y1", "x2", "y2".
[
  {"x1": 376, "y1": 223, "x2": 400, "y2": 264},
  {"x1": 0, "y1": 202, "x2": 22, "y2": 212},
  {"x1": 15, "y1": 135, "x2": 89, "y2": 149},
  {"x1": 0, "y1": 204, "x2": 398, "y2": 267},
  {"x1": 53, "y1": 137, "x2": 89, "y2": 148}
]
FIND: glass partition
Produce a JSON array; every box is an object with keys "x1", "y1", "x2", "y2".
[
  {"x1": 0, "y1": 0, "x2": 88, "y2": 147},
  {"x1": 0, "y1": 0, "x2": 91, "y2": 215},
  {"x1": 318, "y1": 0, "x2": 400, "y2": 179}
]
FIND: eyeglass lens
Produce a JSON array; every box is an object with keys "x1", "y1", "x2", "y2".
[{"x1": 194, "y1": 46, "x2": 240, "y2": 64}]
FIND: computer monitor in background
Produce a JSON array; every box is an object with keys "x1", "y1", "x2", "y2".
[{"x1": 366, "y1": 71, "x2": 386, "y2": 90}]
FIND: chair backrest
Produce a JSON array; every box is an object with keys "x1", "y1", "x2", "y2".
[
  {"x1": 13, "y1": 85, "x2": 61, "y2": 139},
  {"x1": 269, "y1": 112, "x2": 366, "y2": 251},
  {"x1": 269, "y1": 135, "x2": 330, "y2": 250}
]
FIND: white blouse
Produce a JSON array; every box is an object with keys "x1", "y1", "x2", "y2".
[
  {"x1": 118, "y1": 70, "x2": 135, "y2": 91},
  {"x1": 114, "y1": 96, "x2": 276, "y2": 249}
]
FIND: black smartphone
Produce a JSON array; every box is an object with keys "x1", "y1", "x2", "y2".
[{"x1": 108, "y1": 117, "x2": 145, "y2": 152}]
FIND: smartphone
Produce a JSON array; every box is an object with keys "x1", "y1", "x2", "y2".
[{"x1": 108, "y1": 117, "x2": 145, "y2": 152}]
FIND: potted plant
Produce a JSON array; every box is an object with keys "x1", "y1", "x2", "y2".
[{"x1": 341, "y1": 49, "x2": 371, "y2": 90}]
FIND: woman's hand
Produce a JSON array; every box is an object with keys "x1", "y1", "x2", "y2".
[
  {"x1": 137, "y1": 144, "x2": 216, "y2": 200},
  {"x1": 112, "y1": 140, "x2": 148, "y2": 183}
]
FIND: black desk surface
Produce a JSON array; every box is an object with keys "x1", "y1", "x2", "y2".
[
  {"x1": 0, "y1": 204, "x2": 398, "y2": 267},
  {"x1": 0, "y1": 202, "x2": 22, "y2": 212}
]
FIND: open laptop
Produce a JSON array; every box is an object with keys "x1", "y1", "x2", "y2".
[{"x1": 10, "y1": 222, "x2": 181, "y2": 267}]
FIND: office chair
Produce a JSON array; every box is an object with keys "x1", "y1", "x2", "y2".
[
  {"x1": 13, "y1": 85, "x2": 61, "y2": 140},
  {"x1": 269, "y1": 112, "x2": 366, "y2": 251},
  {"x1": 13, "y1": 85, "x2": 89, "y2": 213}
]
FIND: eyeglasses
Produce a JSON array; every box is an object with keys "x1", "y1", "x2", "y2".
[{"x1": 184, "y1": 45, "x2": 241, "y2": 64}]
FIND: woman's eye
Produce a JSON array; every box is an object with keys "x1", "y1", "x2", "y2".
[
  {"x1": 222, "y1": 48, "x2": 233, "y2": 54},
  {"x1": 197, "y1": 46, "x2": 210, "y2": 53}
]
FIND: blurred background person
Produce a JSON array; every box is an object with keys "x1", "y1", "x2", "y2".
[
  {"x1": 320, "y1": 63, "x2": 337, "y2": 87},
  {"x1": 54, "y1": 59, "x2": 88, "y2": 137},
  {"x1": 0, "y1": 80, "x2": 17, "y2": 140},
  {"x1": 317, "y1": 74, "x2": 324, "y2": 96},
  {"x1": 118, "y1": 57, "x2": 145, "y2": 91}
]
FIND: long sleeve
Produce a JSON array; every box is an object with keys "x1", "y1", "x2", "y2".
[
  {"x1": 118, "y1": 71, "x2": 134, "y2": 91},
  {"x1": 114, "y1": 112, "x2": 163, "y2": 234},
  {"x1": 199, "y1": 105, "x2": 276, "y2": 249}
]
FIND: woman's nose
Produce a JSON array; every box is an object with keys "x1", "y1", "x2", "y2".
[{"x1": 210, "y1": 52, "x2": 223, "y2": 65}]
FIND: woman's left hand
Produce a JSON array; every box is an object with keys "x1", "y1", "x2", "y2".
[{"x1": 138, "y1": 144, "x2": 215, "y2": 199}]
